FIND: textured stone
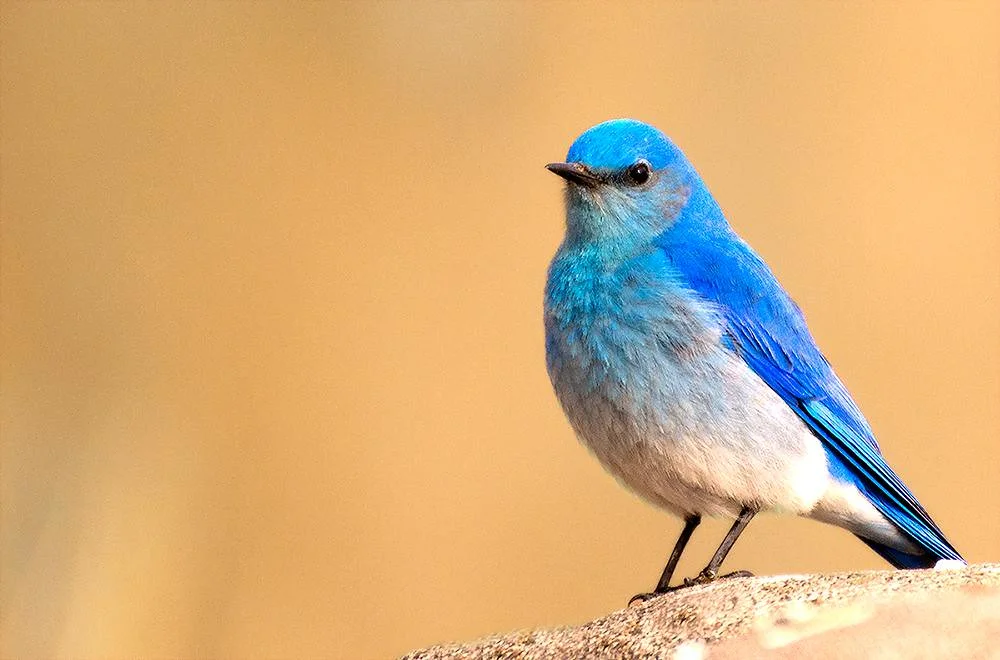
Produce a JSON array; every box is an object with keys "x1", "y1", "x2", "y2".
[{"x1": 401, "y1": 564, "x2": 1000, "y2": 659}]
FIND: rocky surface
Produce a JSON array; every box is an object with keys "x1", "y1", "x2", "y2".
[{"x1": 402, "y1": 564, "x2": 1000, "y2": 659}]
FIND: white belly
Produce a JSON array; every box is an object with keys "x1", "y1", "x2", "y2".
[{"x1": 550, "y1": 336, "x2": 831, "y2": 519}]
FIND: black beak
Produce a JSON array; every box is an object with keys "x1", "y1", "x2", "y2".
[{"x1": 546, "y1": 162, "x2": 601, "y2": 188}]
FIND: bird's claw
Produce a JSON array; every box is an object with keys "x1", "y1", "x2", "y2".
[
  {"x1": 683, "y1": 568, "x2": 754, "y2": 587},
  {"x1": 628, "y1": 586, "x2": 685, "y2": 605},
  {"x1": 628, "y1": 591, "x2": 659, "y2": 606},
  {"x1": 628, "y1": 569, "x2": 754, "y2": 605}
]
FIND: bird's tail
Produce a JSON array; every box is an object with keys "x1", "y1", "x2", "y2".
[
  {"x1": 858, "y1": 536, "x2": 960, "y2": 569},
  {"x1": 817, "y1": 436, "x2": 964, "y2": 569}
]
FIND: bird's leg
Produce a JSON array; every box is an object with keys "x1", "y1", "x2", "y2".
[
  {"x1": 628, "y1": 514, "x2": 700, "y2": 604},
  {"x1": 654, "y1": 514, "x2": 701, "y2": 591},
  {"x1": 684, "y1": 506, "x2": 757, "y2": 586}
]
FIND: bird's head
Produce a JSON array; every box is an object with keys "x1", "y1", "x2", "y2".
[{"x1": 547, "y1": 119, "x2": 696, "y2": 249}]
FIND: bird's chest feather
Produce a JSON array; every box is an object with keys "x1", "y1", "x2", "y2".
[
  {"x1": 544, "y1": 248, "x2": 727, "y2": 441},
  {"x1": 543, "y1": 247, "x2": 829, "y2": 517}
]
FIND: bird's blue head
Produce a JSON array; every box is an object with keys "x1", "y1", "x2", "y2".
[{"x1": 548, "y1": 119, "x2": 699, "y2": 250}]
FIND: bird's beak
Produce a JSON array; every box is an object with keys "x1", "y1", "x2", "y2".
[{"x1": 546, "y1": 162, "x2": 601, "y2": 188}]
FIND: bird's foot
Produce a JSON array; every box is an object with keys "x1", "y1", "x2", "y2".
[
  {"x1": 628, "y1": 569, "x2": 754, "y2": 605},
  {"x1": 627, "y1": 579, "x2": 701, "y2": 605},
  {"x1": 628, "y1": 590, "x2": 664, "y2": 605},
  {"x1": 682, "y1": 568, "x2": 754, "y2": 588}
]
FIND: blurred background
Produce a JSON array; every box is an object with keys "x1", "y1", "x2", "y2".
[{"x1": 2, "y1": 2, "x2": 998, "y2": 658}]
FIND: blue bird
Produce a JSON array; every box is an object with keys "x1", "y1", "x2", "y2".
[{"x1": 544, "y1": 118, "x2": 963, "y2": 599}]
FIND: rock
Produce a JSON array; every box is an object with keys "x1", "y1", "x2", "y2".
[{"x1": 401, "y1": 563, "x2": 1000, "y2": 659}]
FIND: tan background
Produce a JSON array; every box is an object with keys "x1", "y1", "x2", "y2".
[{"x1": 2, "y1": 2, "x2": 998, "y2": 658}]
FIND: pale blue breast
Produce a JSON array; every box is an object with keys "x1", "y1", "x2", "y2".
[{"x1": 544, "y1": 243, "x2": 723, "y2": 408}]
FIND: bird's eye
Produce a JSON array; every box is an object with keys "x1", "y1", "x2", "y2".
[{"x1": 625, "y1": 160, "x2": 651, "y2": 185}]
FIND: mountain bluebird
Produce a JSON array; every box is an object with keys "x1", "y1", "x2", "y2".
[{"x1": 544, "y1": 118, "x2": 963, "y2": 600}]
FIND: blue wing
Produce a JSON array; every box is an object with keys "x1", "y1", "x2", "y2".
[{"x1": 655, "y1": 211, "x2": 962, "y2": 567}]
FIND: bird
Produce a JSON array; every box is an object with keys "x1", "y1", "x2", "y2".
[{"x1": 543, "y1": 118, "x2": 963, "y2": 601}]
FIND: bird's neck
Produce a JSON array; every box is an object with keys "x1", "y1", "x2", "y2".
[
  {"x1": 556, "y1": 238, "x2": 641, "y2": 272},
  {"x1": 562, "y1": 207, "x2": 651, "y2": 262}
]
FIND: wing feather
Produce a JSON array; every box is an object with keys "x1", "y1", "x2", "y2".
[{"x1": 657, "y1": 225, "x2": 962, "y2": 563}]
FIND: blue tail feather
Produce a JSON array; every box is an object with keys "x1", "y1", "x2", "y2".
[{"x1": 860, "y1": 537, "x2": 939, "y2": 569}]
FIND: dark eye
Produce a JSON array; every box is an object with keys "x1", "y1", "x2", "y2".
[{"x1": 625, "y1": 160, "x2": 651, "y2": 185}]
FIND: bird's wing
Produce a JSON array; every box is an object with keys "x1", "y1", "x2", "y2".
[{"x1": 657, "y1": 228, "x2": 962, "y2": 563}]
